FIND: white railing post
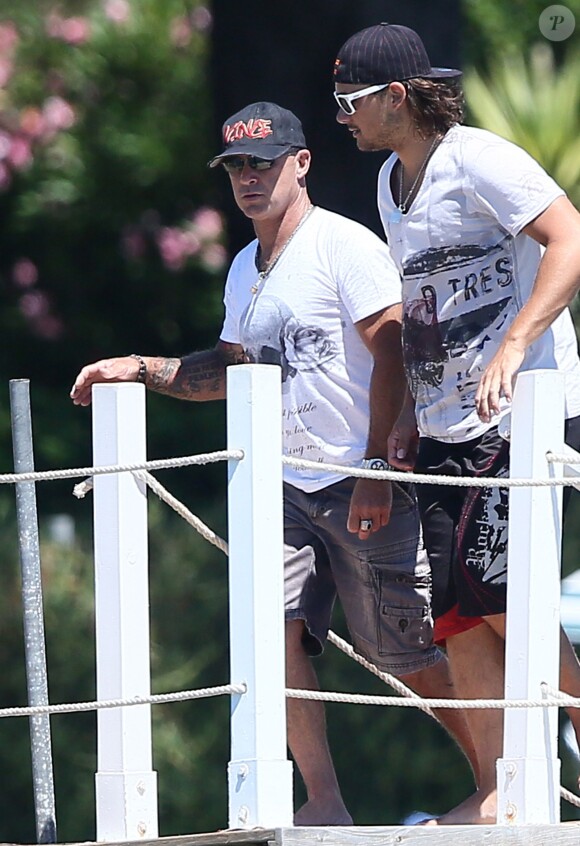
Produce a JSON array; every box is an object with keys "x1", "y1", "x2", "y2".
[
  {"x1": 226, "y1": 364, "x2": 293, "y2": 829},
  {"x1": 498, "y1": 369, "x2": 564, "y2": 824},
  {"x1": 92, "y1": 384, "x2": 158, "y2": 841}
]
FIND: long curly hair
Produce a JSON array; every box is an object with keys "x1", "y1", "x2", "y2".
[{"x1": 404, "y1": 78, "x2": 465, "y2": 137}]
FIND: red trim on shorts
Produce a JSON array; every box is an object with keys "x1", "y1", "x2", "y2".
[{"x1": 434, "y1": 603, "x2": 484, "y2": 645}]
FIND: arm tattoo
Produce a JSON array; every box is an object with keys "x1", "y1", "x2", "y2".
[{"x1": 152, "y1": 348, "x2": 244, "y2": 400}]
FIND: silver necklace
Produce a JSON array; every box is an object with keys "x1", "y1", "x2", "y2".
[
  {"x1": 389, "y1": 136, "x2": 440, "y2": 224},
  {"x1": 251, "y1": 204, "x2": 316, "y2": 295}
]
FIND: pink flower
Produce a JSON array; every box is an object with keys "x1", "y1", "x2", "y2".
[
  {"x1": 169, "y1": 16, "x2": 192, "y2": 48},
  {"x1": 43, "y1": 96, "x2": 76, "y2": 131},
  {"x1": 104, "y1": 0, "x2": 131, "y2": 24},
  {"x1": 12, "y1": 259, "x2": 38, "y2": 288},
  {"x1": 20, "y1": 107, "x2": 46, "y2": 139},
  {"x1": 157, "y1": 227, "x2": 188, "y2": 271},
  {"x1": 192, "y1": 206, "x2": 223, "y2": 241},
  {"x1": 0, "y1": 130, "x2": 12, "y2": 159},
  {"x1": 20, "y1": 291, "x2": 49, "y2": 319},
  {"x1": 191, "y1": 6, "x2": 212, "y2": 32},
  {"x1": 0, "y1": 56, "x2": 13, "y2": 87},
  {"x1": 19, "y1": 288, "x2": 64, "y2": 339},
  {"x1": 201, "y1": 243, "x2": 227, "y2": 271},
  {"x1": 182, "y1": 229, "x2": 201, "y2": 255},
  {"x1": 33, "y1": 315, "x2": 64, "y2": 340},
  {"x1": 8, "y1": 136, "x2": 33, "y2": 169},
  {"x1": 46, "y1": 14, "x2": 91, "y2": 45},
  {"x1": 0, "y1": 22, "x2": 19, "y2": 54}
]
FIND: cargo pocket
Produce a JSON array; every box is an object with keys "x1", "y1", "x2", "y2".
[{"x1": 374, "y1": 565, "x2": 433, "y2": 657}]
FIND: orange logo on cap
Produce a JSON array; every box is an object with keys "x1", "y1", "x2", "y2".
[
  {"x1": 333, "y1": 58, "x2": 341, "y2": 76},
  {"x1": 224, "y1": 119, "x2": 273, "y2": 145}
]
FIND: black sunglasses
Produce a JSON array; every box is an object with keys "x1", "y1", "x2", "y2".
[{"x1": 221, "y1": 155, "x2": 276, "y2": 174}]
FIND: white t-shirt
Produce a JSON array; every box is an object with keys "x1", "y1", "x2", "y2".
[
  {"x1": 220, "y1": 206, "x2": 402, "y2": 491},
  {"x1": 377, "y1": 124, "x2": 580, "y2": 442}
]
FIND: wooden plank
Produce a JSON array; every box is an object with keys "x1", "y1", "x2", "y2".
[
  {"x1": 275, "y1": 823, "x2": 580, "y2": 846},
  {"x1": 5, "y1": 823, "x2": 580, "y2": 846}
]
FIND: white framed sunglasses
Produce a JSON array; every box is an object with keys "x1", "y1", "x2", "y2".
[{"x1": 334, "y1": 83, "x2": 390, "y2": 115}]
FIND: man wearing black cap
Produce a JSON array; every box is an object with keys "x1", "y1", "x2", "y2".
[
  {"x1": 71, "y1": 100, "x2": 477, "y2": 826},
  {"x1": 334, "y1": 22, "x2": 580, "y2": 825}
]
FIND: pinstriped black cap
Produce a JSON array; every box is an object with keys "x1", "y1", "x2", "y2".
[{"x1": 334, "y1": 23, "x2": 461, "y2": 84}]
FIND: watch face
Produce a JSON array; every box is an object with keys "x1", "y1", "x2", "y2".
[
  {"x1": 369, "y1": 459, "x2": 386, "y2": 471},
  {"x1": 365, "y1": 458, "x2": 387, "y2": 471}
]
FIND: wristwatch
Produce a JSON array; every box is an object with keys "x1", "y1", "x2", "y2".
[{"x1": 361, "y1": 458, "x2": 390, "y2": 472}]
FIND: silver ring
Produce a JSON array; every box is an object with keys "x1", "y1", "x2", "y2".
[{"x1": 360, "y1": 519, "x2": 373, "y2": 532}]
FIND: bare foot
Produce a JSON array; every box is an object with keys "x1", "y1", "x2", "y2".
[
  {"x1": 422, "y1": 788, "x2": 496, "y2": 825},
  {"x1": 294, "y1": 798, "x2": 353, "y2": 826}
]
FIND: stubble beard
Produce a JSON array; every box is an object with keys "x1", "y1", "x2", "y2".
[{"x1": 358, "y1": 111, "x2": 402, "y2": 154}]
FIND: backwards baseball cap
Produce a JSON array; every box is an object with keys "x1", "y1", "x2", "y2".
[
  {"x1": 334, "y1": 22, "x2": 461, "y2": 85},
  {"x1": 208, "y1": 101, "x2": 307, "y2": 168}
]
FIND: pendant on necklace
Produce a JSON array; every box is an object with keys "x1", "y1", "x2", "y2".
[
  {"x1": 389, "y1": 207, "x2": 403, "y2": 224},
  {"x1": 251, "y1": 272, "x2": 266, "y2": 295}
]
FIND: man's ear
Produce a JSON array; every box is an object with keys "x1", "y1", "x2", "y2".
[
  {"x1": 388, "y1": 81, "x2": 407, "y2": 108},
  {"x1": 296, "y1": 148, "x2": 311, "y2": 177}
]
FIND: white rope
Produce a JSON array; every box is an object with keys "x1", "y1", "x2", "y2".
[
  {"x1": 326, "y1": 631, "x2": 435, "y2": 718},
  {"x1": 135, "y1": 469, "x2": 229, "y2": 555},
  {"x1": 0, "y1": 447, "x2": 575, "y2": 490},
  {"x1": 0, "y1": 683, "x2": 246, "y2": 719},
  {"x1": 285, "y1": 688, "x2": 580, "y2": 709},
  {"x1": 283, "y1": 456, "x2": 575, "y2": 489},
  {"x1": 5, "y1": 436, "x2": 576, "y2": 802},
  {"x1": 547, "y1": 451, "x2": 580, "y2": 465},
  {"x1": 540, "y1": 683, "x2": 580, "y2": 707},
  {"x1": 4, "y1": 682, "x2": 577, "y2": 717},
  {"x1": 561, "y1": 786, "x2": 580, "y2": 808},
  {"x1": 0, "y1": 449, "x2": 243, "y2": 486}
]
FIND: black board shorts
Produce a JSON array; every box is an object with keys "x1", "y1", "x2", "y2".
[{"x1": 415, "y1": 415, "x2": 580, "y2": 643}]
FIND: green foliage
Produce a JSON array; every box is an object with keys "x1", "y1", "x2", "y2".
[
  {"x1": 0, "y1": 1, "x2": 234, "y2": 839},
  {"x1": 0, "y1": 0, "x2": 227, "y2": 505},
  {"x1": 462, "y1": 0, "x2": 580, "y2": 67},
  {"x1": 0, "y1": 491, "x2": 232, "y2": 842},
  {"x1": 464, "y1": 44, "x2": 580, "y2": 208}
]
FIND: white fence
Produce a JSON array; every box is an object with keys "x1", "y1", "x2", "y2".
[{"x1": 6, "y1": 365, "x2": 580, "y2": 837}]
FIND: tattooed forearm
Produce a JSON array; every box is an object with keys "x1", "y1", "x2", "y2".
[
  {"x1": 146, "y1": 358, "x2": 181, "y2": 394},
  {"x1": 172, "y1": 350, "x2": 226, "y2": 399},
  {"x1": 141, "y1": 344, "x2": 245, "y2": 401}
]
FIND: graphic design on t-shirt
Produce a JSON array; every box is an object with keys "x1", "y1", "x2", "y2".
[
  {"x1": 239, "y1": 294, "x2": 338, "y2": 387},
  {"x1": 402, "y1": 241, "x2": 516, "y2": 425}
]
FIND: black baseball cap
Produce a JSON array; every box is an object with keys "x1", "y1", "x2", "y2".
[
  {"x1": 334, "y1": 23, "x2": 461, "y2": 85},
  {"x1": 208, "y1": 102, "x2": 307, "y2": 168}
]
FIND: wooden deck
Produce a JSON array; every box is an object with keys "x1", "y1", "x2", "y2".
[{"x1": 10, "y1": 822, "x2": 580, "y2": 846}]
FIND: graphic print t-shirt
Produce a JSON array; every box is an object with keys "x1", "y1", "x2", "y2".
[
  {"x1": 220, "y1": 207, "x2": 401, "y2": 491},
  {"x1": 378, "y1": 125, "x2": 580, "y2": 442}
]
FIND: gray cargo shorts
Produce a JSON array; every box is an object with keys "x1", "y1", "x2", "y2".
[{"x1": 283, "y1": 476, "x2": 440, "y2": 676}]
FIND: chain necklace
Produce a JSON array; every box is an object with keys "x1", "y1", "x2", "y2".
[
  {"x1": 251, "y1": 204, "x2": 316, "y2": 295},
  {"x1": 389, "y1": 135, "x2": 441, "y2": 224}
]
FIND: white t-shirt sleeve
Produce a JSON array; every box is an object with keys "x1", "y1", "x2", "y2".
[
  {"x1": 331, "y1": 222, "x2": 402, "y2": 323},
  {"x1": 220, "y1": 269, "x2": 240, "y2": 343},
  {"x1": 468, "y1": 138, "x2": 564, "y2": 236},
  {"x1": 219, "y1": 245, "x2": 256, "y2": 344}
]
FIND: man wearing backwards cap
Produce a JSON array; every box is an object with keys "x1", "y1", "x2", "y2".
[
  {"x1": 71, "y1": 100, "x2": 477, "y2": 825},
  {"x1": 334, "y1": 22, "x2": 580, "y2": 825}
]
